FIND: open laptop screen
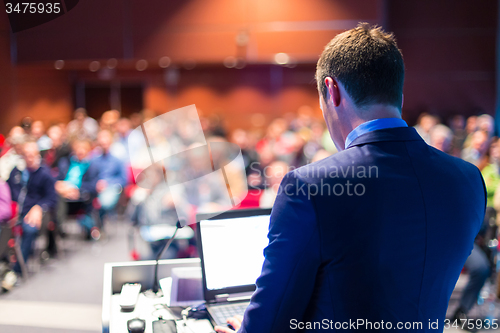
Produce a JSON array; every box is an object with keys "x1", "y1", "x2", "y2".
[{"x1": 198, "y1": 211, "x2": 271, "y2": 293}]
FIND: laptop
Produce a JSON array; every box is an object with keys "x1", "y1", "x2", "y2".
[{"x1": 196, "y1": 208, "x2": 272, "y2": 327}]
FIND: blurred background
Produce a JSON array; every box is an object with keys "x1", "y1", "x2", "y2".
[
  {"x1": 0, "y1": 0, "x2": 498, "y2": 332},
  {"x1": 0, "y1": 0, "x2": 497, "y2": 131}
]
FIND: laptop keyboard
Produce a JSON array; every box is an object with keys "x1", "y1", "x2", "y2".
[{"x1": 209, "y1": 302, "x2": 250, "y2": 326}]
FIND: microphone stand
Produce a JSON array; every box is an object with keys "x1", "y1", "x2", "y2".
[{"x1": 152, "y1": 220, "x2": 183, "y2": 294}]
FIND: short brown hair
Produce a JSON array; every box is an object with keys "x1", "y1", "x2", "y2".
[{"x1": 316, "y1": 23, "x2": 404, "y2": 110}]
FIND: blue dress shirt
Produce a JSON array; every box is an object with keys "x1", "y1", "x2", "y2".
[{"x1": 345, "y1": 118, "x2": 408, "y2": 149}]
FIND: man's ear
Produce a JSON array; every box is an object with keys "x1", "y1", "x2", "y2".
[{"x1": 325, "y1": 77, "x2": 340, "y2": 107}]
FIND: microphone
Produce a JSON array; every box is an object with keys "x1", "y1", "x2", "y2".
[{"x1": 152, "y1": 220, "x2": 184, "y2": 294}]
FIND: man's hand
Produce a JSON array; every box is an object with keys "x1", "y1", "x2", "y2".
[
  {"x1": 54, "y1": 180, "x2": 67, "y2": 195},
  {"x1": 24, "y1": 205, "x2": 42, "y2": 229},
  {"x1": 96, "y1": 179, "x2": 108, "y2": 193},
  {"x1": 214, "y1": 315, "x2": 243, "y2": 333},
  {"x1": 65, "y1": 187, "x2": 80, "y2": 200},
  {"x1": 55, "y1": 181, "x2": 80, "y2": 200}
]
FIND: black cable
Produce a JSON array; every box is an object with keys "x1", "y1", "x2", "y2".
[{"x1": 152, "y1": 220, "x2": 183, "y2": 294}]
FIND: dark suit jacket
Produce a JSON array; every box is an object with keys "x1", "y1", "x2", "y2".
[
  {"x1": 8, "y1": 165, "x2": 57, "y2": 216},
  {"x1": 239, "y1": 127, "x2": 486, "y2": 332}
]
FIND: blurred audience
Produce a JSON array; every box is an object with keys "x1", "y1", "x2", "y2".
[
  {"x1": 1, "y1": 109, "x2": 497, "y2": 225},
  {"x1": 2, "y1": 103, "x2": 500, "y2": 308}
]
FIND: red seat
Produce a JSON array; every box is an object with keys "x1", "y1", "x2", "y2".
[{"x1": 238, "y1": 189, "x2": 263, "y2": 209}]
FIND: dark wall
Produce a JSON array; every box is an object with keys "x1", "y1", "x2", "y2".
[
  {"x1": 12, "y1": 0, "x2": 382, "y2": 63},
  {"x1": 0, "y1": 0, "x2": 496, "y2": 133},
  {"x1": 0, "y1": 13, "x2": 72, "y2": 135},
  {"x1": 388, "y1": 0, "x2": 497, "y2": 125}
]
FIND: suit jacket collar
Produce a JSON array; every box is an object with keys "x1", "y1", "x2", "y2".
[{"x1": 346, "y1": 126, "x2": 423, "y2": 149}]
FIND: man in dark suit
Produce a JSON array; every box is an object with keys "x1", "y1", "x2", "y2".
[
  {"x1": 215, "y1": 23, "x2": 486, "y2": 333},
  {"x1": 8, "y1": 140, "x2": 57, "y2": 274}
]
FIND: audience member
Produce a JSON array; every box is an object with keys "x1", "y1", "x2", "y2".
[
  {"x1": 92, "y1": 130, "x2": 127, "y2": 223},
  {"x1": 0, "y1": 176, "x2": 14, "y2": 291},
  {"x1": 99, "y1": 110, "x2": 120, "y2": 131},
  {"x1": 453, "y1": 139, "x2": 497, "y2": 320},
  {"x1": 31, "y1": 120, "x2": 52, "y2": 152},
  {"x1": 414, "y1": 113, "x2": 438, "y2": 144},
  {"x1": 462, "y1": 130, "x2": 489, "y2": 166},
  {"x1": 429, "y1": 124, "x2": 453, "y2": 153},
  {"x1": 448, "y1": 115, "x2": 467, "y2": 157},
  {"x1": 127, "y1": 163, "x2": 191, "y2": 259},
  {"x1": 0, "y1": 179, "x2": 12, "y2": 224},
  {"x1": 453, "y1": 229, "x2": 493, "y2": 321},
  {"x1": 44, "y1": 125, "x2": 71, "y2": 177},
  {"x1": 66, "y1": 108, "x2": 99, "y2": 141},
  {"x1": 0, "y1": 126, "x2": 27, "y2": 181},
  {"x1": 466, "y1": 115, "x2": 478, "y2": 134},
  {"x1": 463, "y1": 115, "x2": 479, "y2": 149},
  {"x1": 20, "y1": 117, "x2": 32, "y2": 134},
  {"x1": 479, "y1": 138, "x2": 500, "y2": 205},
  {"x1": 110, "y1": 117, "x2": 132, "y2": 163},
  {"x1": 55, "y1": 139, "x2": 99, "y2": 238},
  {"x1": 7, "y1": 140, "x2": 57, "y2": 274},
  {"x1": 129, "y1": 112, "x2": 144, "y2": 129},
  {"x1": 477, "y1": 114, "x2": 495, "y2": 138}
]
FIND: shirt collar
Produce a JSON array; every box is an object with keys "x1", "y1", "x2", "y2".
[{"x1": 345, "y1": 118, "x2": 408, "y2": 149}]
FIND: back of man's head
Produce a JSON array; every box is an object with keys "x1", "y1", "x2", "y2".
[
  {"x1": 74, "y1": 108, "x2": 87, "y2": 121},
  {"x1": 316, "y1": 23, "x2": 404, "y2": 111}
]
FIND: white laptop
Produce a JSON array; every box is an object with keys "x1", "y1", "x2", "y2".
[{"x1": 196, "y1": 208, "x2": 272, "y2": 327}]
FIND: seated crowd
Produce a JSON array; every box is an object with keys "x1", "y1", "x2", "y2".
[{"x1": 0, "y1": 107, "x2": 498, "y2": 303}]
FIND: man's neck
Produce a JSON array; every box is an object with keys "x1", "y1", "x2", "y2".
[{"x1": 340, "y1": 105, "x2": 402, "y2": 147}]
